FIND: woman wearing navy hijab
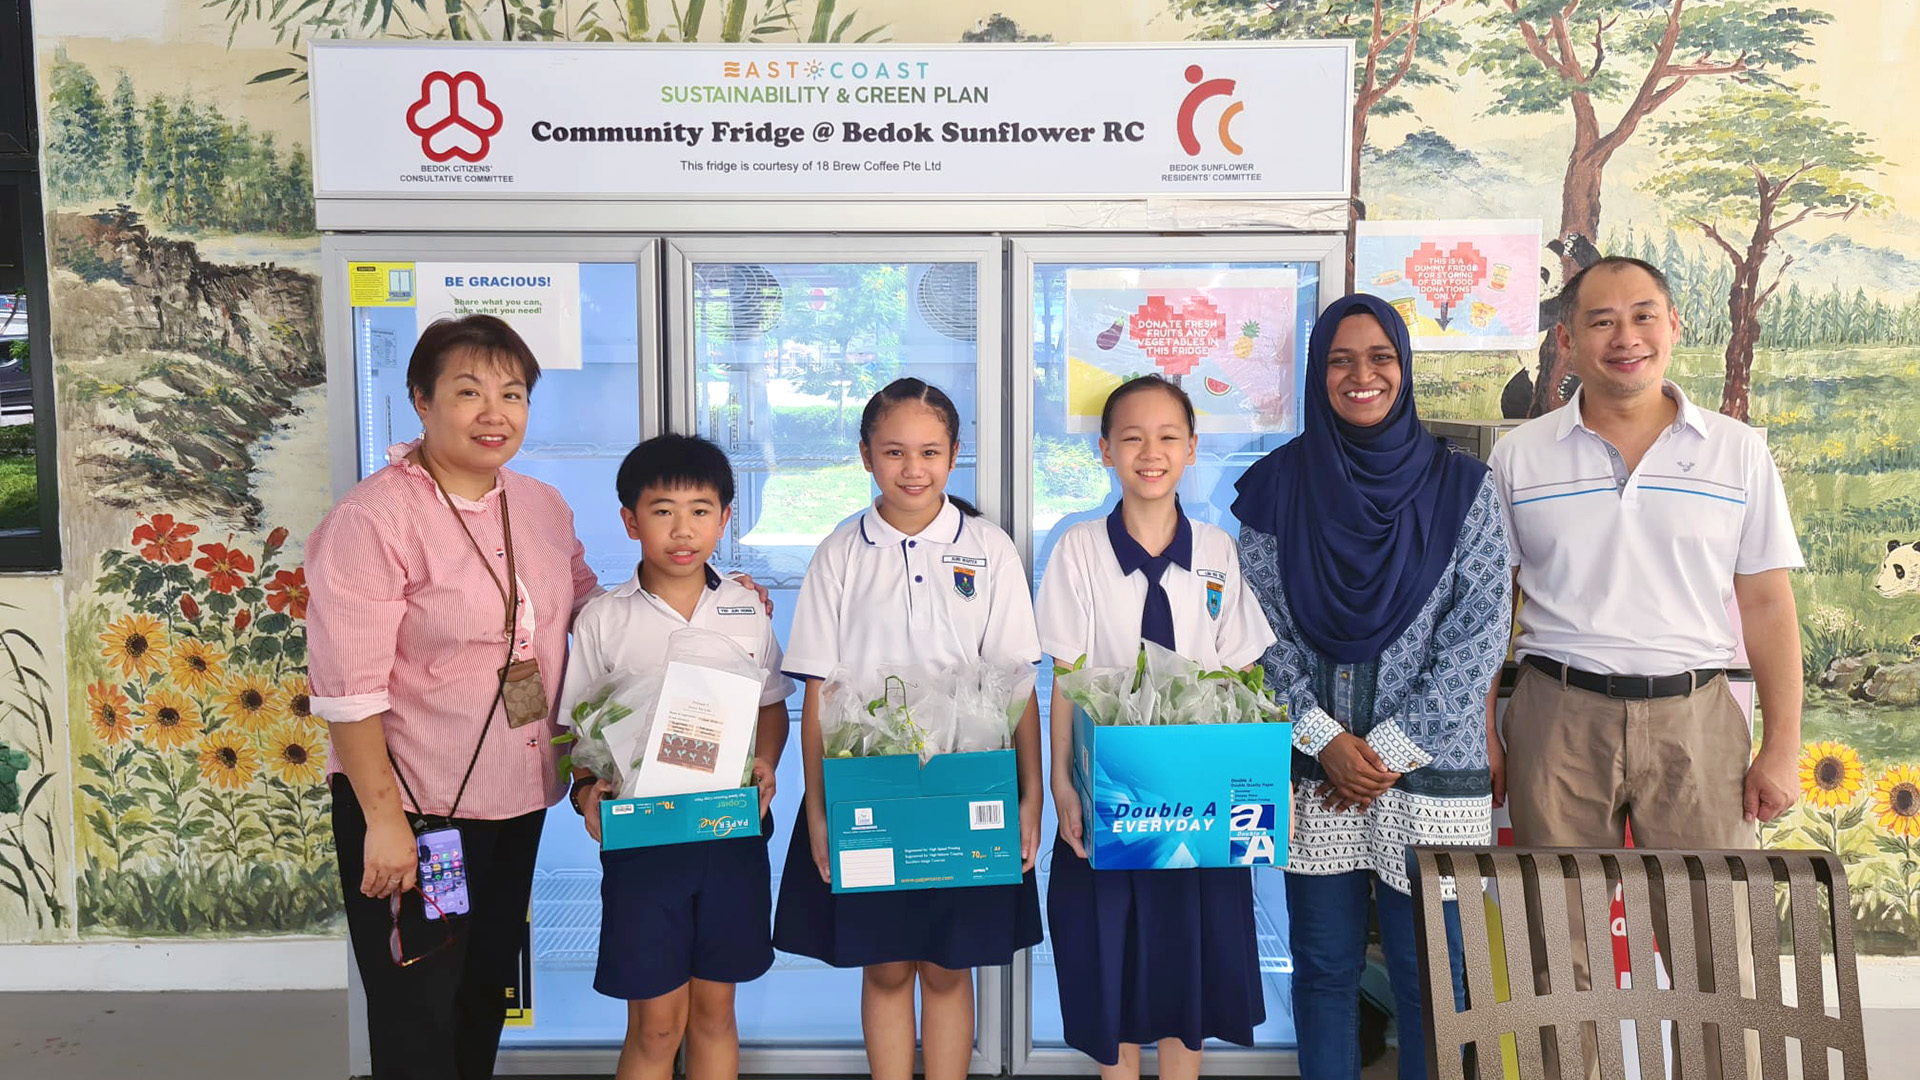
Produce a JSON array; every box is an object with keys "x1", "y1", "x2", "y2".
[{"x1": 1233, "y1": 294, "x2": 1512, "y2": 1080}]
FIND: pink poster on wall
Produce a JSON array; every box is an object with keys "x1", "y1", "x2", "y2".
[{"x1": 1355, "y1": 220, "x2": 1541, "y2": 351}]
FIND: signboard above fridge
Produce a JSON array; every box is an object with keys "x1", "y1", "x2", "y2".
[{"x1": 308, "y1": 42, "x2": 1353, "y2": 202}]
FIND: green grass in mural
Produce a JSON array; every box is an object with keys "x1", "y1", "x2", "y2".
[
  {"x1": 78, "y1": 857, "x2": 343, "y2": 938},
  {"x1": 0, "y1": 456, "x2": 37, "y2": 531}
]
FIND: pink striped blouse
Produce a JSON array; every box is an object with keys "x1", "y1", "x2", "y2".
[{"x1": 308, "y1": 441, "x2": 601, "y2": 820}]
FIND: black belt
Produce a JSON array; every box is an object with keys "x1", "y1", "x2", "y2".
[{"x1": 1523, "y1": 655, "x2": 1725, "y2": 699}]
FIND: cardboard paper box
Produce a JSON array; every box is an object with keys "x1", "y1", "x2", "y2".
[
  {"x1": 599, "y1": 786, "x2": 760, "y2": 851},
  {"x1": 1070, "y1": 705, "x2": 1291, "y2": 870},
  {"x1": 825, "y1": 749, "x2": 1021, "y2": 894}
]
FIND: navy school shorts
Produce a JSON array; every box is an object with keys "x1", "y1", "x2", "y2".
[{"x1": 593, "y1": 814, "x2": 775, "y2": 1002}]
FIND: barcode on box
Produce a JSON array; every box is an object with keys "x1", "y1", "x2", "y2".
[{"x1": 970, "y1": 800, "x2": 1005, "y2": 830}]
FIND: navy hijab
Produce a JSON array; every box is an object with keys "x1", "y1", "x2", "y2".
[{"x1": 1231, "y1": 293, "x2": 1487, "y2": 663}]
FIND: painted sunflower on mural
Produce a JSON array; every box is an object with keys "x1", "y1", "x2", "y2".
[
  {"x1": 167, "y1": 636, "x2": 226, "y2": 695},
  {"x1": 265, "y1": 724, "x2": 326, "y2": 786},
  {"x1": 196, "y1": 729, "x2": 260, "y2": 791},
  {"x1": 1799, "y1": 741, "x2": 1867, "y2": 810},
  {"x1": 194, "y1": 542, "x2": 256, "y2": 594},
  {"x1": 138, "y1": 688, "x2": 203, "y2": 752},
  {"x1": 219, "y1": 672, "x2": 283, "y2": 730},
  {"x1": 99, "y1": 613, "x2": 167, "y2": 679},
  {"x1": 1872, "y1": 765, "x2": 1920, "y2": 841},
  {"x1": 279, "y1": 675, "x2": 313, "y2": 724},
  {"x1": 86, "y1": 681, "x2": 135, "y2": 745}
]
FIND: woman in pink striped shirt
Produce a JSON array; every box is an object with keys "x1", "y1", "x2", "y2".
[{"x1": 308, "y1": 315, "x2": 599, "y2": 1080}]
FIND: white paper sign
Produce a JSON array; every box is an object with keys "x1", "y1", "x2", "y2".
[
  {"x1": 625, "y1": 661, "x2": 763, "y2": 798},
  {"x1": 415, "y1": 262, "x2": 582, "y2": 370},
  {"x1": 309, "y1": 42, "x2": 1353, "y2": 200}
]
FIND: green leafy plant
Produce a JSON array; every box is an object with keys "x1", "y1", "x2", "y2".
[{"x1": 0, "y1": 603, "x2": 67, "y2": 930}]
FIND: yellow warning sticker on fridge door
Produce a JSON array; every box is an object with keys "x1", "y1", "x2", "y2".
[{"x1": 349, "y1": 262, "x2": 418, "y2": 307}]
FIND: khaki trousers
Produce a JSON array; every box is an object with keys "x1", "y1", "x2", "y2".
[{"x1": 1504, "y1": 664, "x2": 1758, "y2": 1079}]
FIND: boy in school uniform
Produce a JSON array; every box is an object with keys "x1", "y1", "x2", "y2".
[{"x1": 562, "y1": 433, "x2": 794, "y2": 1080}]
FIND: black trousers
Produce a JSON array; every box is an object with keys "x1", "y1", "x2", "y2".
[{"x1": 333, "y1": 774, "x2": 546, "y2": 1080}]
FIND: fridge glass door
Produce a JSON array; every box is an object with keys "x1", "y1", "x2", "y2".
[
  {"x1": 1015, "y1": 241, "x2": 1333, "y2": 1070},
  {"x1": 669, "y1": 238, "x2": 1002, "y2": 1060}
]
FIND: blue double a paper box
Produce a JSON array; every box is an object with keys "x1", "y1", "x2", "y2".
[
  {"x1": 1070, "y1": 705, "x2": 1292, "y2": 870},
  {"x1": 599, "y1": 787, "x2": 760, "y2": 851},
  {"x1": 824, "y1": 748, "x2": 1022, "y2": 893}
]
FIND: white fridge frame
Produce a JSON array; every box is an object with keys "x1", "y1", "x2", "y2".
[{"x1": 321, "y1": 229, "x2": 1349, "y2": 1077}]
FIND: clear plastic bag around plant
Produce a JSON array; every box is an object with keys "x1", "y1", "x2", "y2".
[
  {"x1": 1056, "y1": 642, "x2": 1283, "y2": 727},
  {"x1": 819, "y1": 662, "x2": 1037, "y2": 763}
]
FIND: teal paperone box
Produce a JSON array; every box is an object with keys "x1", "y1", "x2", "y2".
[
  {"x1": 825, "y1": 748, "x2": 1022, "y2": 894},
  {"x1": 599, "y1": 787, "x2": 760, "y2": 851},
  {"x1": 1071, "y1": 705, "x2": 1292, "y2": 870}
]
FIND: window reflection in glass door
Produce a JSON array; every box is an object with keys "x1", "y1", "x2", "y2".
[{"x1": 691, "y1": 257, "x2": 983, "y2": 1046}]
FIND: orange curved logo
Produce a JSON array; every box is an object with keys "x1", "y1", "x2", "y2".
[
  {"x1": 1176, "y1": 65, "x2": 1245, "y2": 157},
  {"x1": 406, "y1": 71, "x2": 503, "y2": 163}
]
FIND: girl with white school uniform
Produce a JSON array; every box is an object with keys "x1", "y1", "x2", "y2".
[
  {"x1": 1036, "y1": 376, "x2": 1277, "y2": 1080},
  {"x1": 773, "y1": 378, "x2": 1045, "y2": 1080}
]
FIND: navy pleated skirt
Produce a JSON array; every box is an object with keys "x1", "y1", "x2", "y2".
[
  {"x1": 773, "y1": 808, "x2": 1042, "y2": 970},
  {"x1": 1045, "y1": 834, "x2": 1265, "y2": 1066}
]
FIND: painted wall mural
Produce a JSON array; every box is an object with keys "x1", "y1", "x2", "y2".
[{"x1": 25, "y1": 0, "x2": 1920, "y2": 953}]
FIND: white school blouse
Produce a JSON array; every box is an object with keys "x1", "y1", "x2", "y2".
[
  {"x1": 1036, "y1": 511, "x2": 1275, "y2": 671},
  {"x1": 782, "y1": 498, "x2": 1042, "y2": 679}
]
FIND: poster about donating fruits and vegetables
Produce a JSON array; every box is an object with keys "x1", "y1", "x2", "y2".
[
  {"x1": 1355, "y1": 219, "x2": 1541, "y2": 351},
  {"x1": 1063, "y1": 268, "x2": 1299, "y2": 435}
]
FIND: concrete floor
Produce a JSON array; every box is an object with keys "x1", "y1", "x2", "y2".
[
  {"x1": 6, "y1": 990, "x2": 1906, "y2": 1078},
  {"x1": 0, "y1": 990, "x2": 1403, "y2": 1079}
]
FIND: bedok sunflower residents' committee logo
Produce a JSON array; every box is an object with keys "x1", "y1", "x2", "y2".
[
  {"x1": 1176, "y1": 65, "x2": 1246, "y2": 157},
  {"x1": 406, "y1": 71, "x2": 504, "y2": 163}
]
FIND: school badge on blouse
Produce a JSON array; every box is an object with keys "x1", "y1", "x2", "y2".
[
  {"x1": 1206, "y1": 581, "x2": 1223, "y2": 619},
  {"x1": 953, "y1": 566, "x2": 977, "y2": 600}
]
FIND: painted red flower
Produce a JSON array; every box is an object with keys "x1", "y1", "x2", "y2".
[
  {"x1": 132, "y1": 514, "x2": 199, "y2": 564},
  {"x1": 179, "y1": 593, "x2": 200, "y2": 620},
  {"x1": 266, "y1": 567, "x2": 309, "y2": 620},
  {"x1": 195, "y1": 543, "x2": 256, "y2": 594},
  {"x1": 266, "y1": 527, "x2": 289, "y2": 552},
  {"x1": 234, "y1": 609, "x2": 252, "y2": 633}
]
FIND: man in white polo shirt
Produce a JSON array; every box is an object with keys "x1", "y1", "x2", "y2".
[
  {"x1": 1491, "y1": 257, "x2": 1803, "y2": 1078},
  {"x1": 1491, "y1": 256, "x2": 1803, "y2": 850}
]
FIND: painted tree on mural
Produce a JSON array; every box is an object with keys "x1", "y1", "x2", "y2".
[
  {"x1": 43, "y1": 58, "x2": 314, "y2": 233},
  {"x1": 1647, "y1": 84, "x2": 1885, "y2": 421},
  {"x1": 1176, "y1": 0, "x2": 1466, "y2": 217},
  {"x1": 1467, "y1": 0, "x2": 1827, "y2": 411}
]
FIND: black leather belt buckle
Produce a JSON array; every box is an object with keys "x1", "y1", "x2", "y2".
[{"x1": 1604, "y1": 674, "x2": 1652, "y2": 699}]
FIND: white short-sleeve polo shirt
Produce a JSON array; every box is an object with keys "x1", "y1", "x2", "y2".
[
  {"x1": 558, "y1": 564, "x2": 795, "y2": 720},
  {"x1": 1489, "y1": 382, "x2": 1803, "y2": 675},
  {"x1": 781, "y1": 498, "x2": 1042, "y2": 680}
]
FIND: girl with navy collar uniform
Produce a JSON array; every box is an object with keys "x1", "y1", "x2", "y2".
[
  {"x1": 1036, "y1": 375, "x2": 1277, "y2": 1080},
  {"x1": 774, "y1": 378, "x2": 1045, "y2": 1080}
]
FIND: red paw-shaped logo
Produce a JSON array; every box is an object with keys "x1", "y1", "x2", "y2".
[{"x1": 406, "y1": 71, "x2": 503, "y2": 163}]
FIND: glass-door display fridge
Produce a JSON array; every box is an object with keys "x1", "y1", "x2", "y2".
[{"x1": 326, "y1": 230, "x2": 1344, "y2": 1077}]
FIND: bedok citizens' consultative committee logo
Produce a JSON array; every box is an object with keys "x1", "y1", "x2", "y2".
[
  {"x1": 1177, "y1": 65, "x2": 1245, "y2": 157},
  {"x1": 406, "y1": 71, "x2": 503, "y2": 163}
]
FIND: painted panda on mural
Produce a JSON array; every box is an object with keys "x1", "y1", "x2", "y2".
[{"x1": 1876, "y1": 540, "x2": 1920, "y2": 653}]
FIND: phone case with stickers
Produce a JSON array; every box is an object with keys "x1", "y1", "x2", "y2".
[{"x1": 416, "y1": 827, "x2": 471, "y2": 919}]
